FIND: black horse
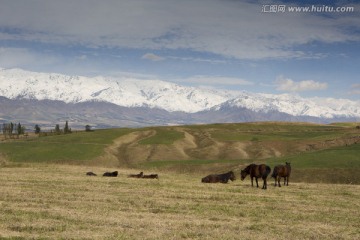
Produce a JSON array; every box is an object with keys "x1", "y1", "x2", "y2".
[
  {"x1": 201, "y1": 171, "x2": 236, "y2": 183},
  {"x1": 271, "y1": 162, "x2": 291, "y2": 187},
  {"x1": 103, "y1": 171, "x2": 118, "y2": 177},
  {"x1": 240, "y1": 164, "x2": 271, "y2": 189}
]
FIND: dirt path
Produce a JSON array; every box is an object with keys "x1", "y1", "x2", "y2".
[{"x1": 97, "y1": 130, "x2": 155, "y2": 167}]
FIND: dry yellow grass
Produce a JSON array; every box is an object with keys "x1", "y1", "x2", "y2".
[{"x1": 0, "y1": 164, "x2": 359, "y2": 239}]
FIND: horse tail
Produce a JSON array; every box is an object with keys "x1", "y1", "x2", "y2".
[
  {"x1": 271, "y1": 167, "x2": 278, "y2": 178},
  {"x1": 266, "y1": 166, "x2": 271, "y2": 177}
]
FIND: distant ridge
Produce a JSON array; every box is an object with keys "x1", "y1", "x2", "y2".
[{"x1": 0, "y1": 68, "x2": 359, "y2": 127}]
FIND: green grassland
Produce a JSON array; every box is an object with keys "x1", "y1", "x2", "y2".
[
  {"x1": 0, "y1": 122, "x2": 359, "y2": 183},
  {"x1": 0, "y1": 128, "x2": 133, "y2": 163}
]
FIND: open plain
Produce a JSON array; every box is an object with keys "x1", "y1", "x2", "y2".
[
  {"x1": 0, "y1": 122, "x2": 359, "y2": 239},
  {"x1": 1, "y1": 165, "x2": 359, "y2": 240}
]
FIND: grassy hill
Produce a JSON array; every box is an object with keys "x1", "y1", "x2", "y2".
[{"x1": 1, "y1": 122, "x2": 359, "y2": 183}]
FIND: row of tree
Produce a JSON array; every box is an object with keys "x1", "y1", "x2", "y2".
[
  {"x1": 1, "y1": 121, "x2": 75, "y2": 139},
  {"x1": 1, "y1": 122, "x2": 26, "y2": 139},
  {"x1": 37, "y1": 121, "x2": 72, "y2": 137},
  {"x1": 1, "y1": 121, "x2": 93, "y2": 139}
]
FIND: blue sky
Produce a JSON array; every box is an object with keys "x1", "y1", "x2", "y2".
[{"x1": 0, "y1": 0, "x2": 359, "y2": 100}]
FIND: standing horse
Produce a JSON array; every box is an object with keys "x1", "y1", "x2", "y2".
[
  {"x1": 201, "y1": 171, "x2": 236, "y2": 183},
  {"x1": 240, "y1": 164, "x2": 271, "y2": 189},
  {"x1": 271, "y1": 162, "x2": 291, "y2": 187}
]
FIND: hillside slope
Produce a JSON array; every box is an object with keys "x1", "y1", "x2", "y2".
[{"x1": 106, "y1": 123, "x2": 360, "y2": 166}]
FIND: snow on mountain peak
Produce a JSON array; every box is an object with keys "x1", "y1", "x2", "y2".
[
  {"x1": 0, "y1": 68, "x2": 359, "y2": 119},
  {"x1": 0, "y1": 68, "x2": 229, "y2": 113}
]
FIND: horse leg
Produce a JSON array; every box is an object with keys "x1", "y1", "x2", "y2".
[
  {"x1": 277, "y1": 176, "x2": 281, "y2": 187},
  {"x1": 255, "y1": 178, "x2": 259, "y2": 188},
  {"x1": 262, "y1": 177, "x2": 267, "y2": 189},
  {"x1": 251, "y1": 177, "x2": 254, "y2": 187}
]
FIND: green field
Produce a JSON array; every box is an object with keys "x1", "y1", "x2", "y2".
[
  {"x1": 0, "y1": 128, "x2": 132, "y2": 163},
  {"x1": 0, "y1": 122, "x2": 359, "y2": 183}
]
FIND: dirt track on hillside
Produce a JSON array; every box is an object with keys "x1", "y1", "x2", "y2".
[{"x1": 102, "y1": 128, "x2": 360, "y2": 167}]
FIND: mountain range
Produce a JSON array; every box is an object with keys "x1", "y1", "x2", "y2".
[{"x1": 0, "y1": 68, "x2": 359, "y2": 128}]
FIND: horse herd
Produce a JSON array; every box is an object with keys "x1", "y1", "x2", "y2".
[
  {"x1": 85, "y1": 162, "x2": 291, "y2": 189},
  {"x1": 202, "y1": 162, "x2": 291, "y2": 189}
]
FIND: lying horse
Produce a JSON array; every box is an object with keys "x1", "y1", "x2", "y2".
[
  {"x1": 103, "y1": 171, "x2": 118, "y2": 177},
  {"x1": 142, "y1": 174, "x2": 159, "y2": 179},
  {"x1": 86, "y1": 171, "x2": 97, "y2": 176},
  {"x1": 201, "y1": 171, "x2": 236, "y2": 183},
  {"x1": 128, "y1": 171, "x2": 143, "y2": 178},
  {"x1": 271, "y1": 162, "x2": 291, "y2": 187},
  {"x1": 240, "y1": 164, "x2": 271, "y2": 189}
]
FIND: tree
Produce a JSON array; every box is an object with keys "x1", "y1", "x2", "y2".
[
  {"x1": 34, "y1": 125, "x2": 41, "y2": 134},
  {"x1": 16, "y1": 123, "x2": 25, "y2": 138},
  {"x1": 9, "y1": 122, "x2": 14, "y2": 138},
  {"x1": 85, "y1": 125, "x2": 92, "y2": 132},
  {"x1": 17, "y1": 123, "x2": 25, "y2": 135},
  {"x1": 64, "y1": 121, "x2": 71, "y2": 134},
  {"x1": 55, "y1": 124, "x2": 61, "y2": 134},
  {"x1": 2, "y1": 122, "x2": 15, "y2": 139}
]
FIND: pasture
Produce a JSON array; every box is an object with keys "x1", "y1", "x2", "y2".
[
  {"x1": 0, "y1": 122, "x2": 359, "y2": 239},
  {"x1": 1, "y1": 165, "x2": 359, "y2": 239},
  {"x1": 0, "y1": 122, "x2": 359, "y2": 184}
]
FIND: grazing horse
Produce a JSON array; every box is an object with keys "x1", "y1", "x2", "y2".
[
  {"x1": 86, "y1": 171, "x2": 97, "y2": 176},
  {"x1": 128, "y1": 171, "x2": 144, "y2": 178},
  {"x1": 271, "y1": 162, "x2": 291, "y2": 187},
  {"x1": 240, "y1": 164, "x2": 271, "y2": 189},
  {"x1": 103, "y1": 171, "x2": 118, "y2": 177},
  {"x1": 142, "y1": 174, "x2": 159, "y2": 179},
  {"x1": 201, "y1": 171, "x2": 236, "y2": 183}
]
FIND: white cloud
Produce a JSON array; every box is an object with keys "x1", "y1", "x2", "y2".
[
  {"x1": 0, "y1": 0, "x2": 358, "y2": 60},
  {"x1": 349, "y1": 83, "x2": 360, "y2": 95},
  {"x1": 76, "y1": 55, "x2": 87, "y2": 60},
  {"x1": 181, "y1": 75, "x2": 253, "y2": 86},
  {"x1": 0, "y1": 47, "x2": 58, "y2": 68},
  {"x1": 275, "y1": 75, "x2": 328, "y2": 92},
  {"x1": 141, "y1": 53, "x2": 165, "y2": 61}
]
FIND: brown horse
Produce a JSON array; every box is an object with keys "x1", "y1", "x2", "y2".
[
  {"x1": 142, "y1": 174, "x2": 159, "y2": 179},
  {"x1": 271, "y1": 162, "x2": 291, "y2": 187},
  {"x1": 128, "y1": 171, "x2": 144, "y2": 178},
  {"x1": 240, "y1": 164, "x2": 271, "y2": 189},
  {"x1": 201, "y1": 171, "x2": 236, "y2": 183},
  {"x1": 86, "y1": 171, "x2": 97, "y2": 176}
]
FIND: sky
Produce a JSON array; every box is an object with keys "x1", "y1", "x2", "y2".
[{"x1": 0, "y1": 0, "x2": 359, "y2": 100}]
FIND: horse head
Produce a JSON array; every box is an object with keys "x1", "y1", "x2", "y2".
[
  {"x1": 240, "y1": 169, "x2": 248, "y2": 181},
  {"x1": 229, "y1": 171, "x2": 236, "y2": 181}
]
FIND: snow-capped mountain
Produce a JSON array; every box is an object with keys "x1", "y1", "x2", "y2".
[
  {"x1": 0, "y1": 68, "x2": 359, "y2": 127},
  {"x1": 0, "y1": 68, "x2": 232, "y2": 113}
]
